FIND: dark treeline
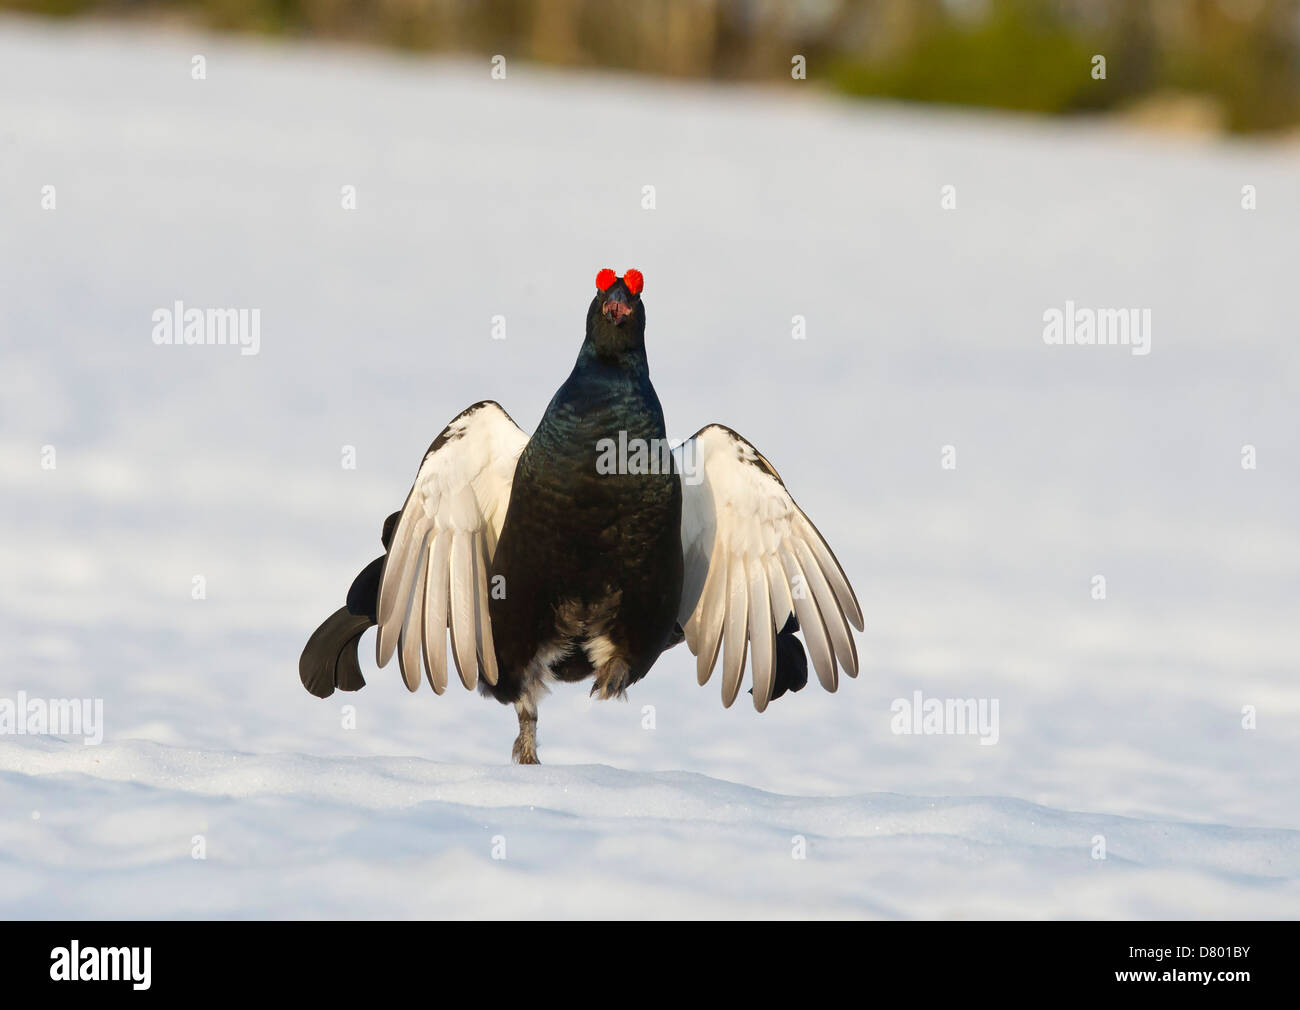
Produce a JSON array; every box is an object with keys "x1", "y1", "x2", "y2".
[{"x1": 7, "y1": 0, "x2": 1299, "y2": 132}]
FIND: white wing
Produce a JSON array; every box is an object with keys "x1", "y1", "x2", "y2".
[
  {"x1": 676, "y1": 425, "x2": 863, "y2": 712},
  {"x1": 376, "y1": 401, "x2": 528, "y2": 694}
]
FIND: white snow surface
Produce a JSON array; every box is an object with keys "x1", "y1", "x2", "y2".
[{"x1": 1, "y1": 17, "x2": 1297, "y2": 918}]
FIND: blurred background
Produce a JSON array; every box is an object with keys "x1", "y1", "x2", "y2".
[{"x1": 6, "y1": 0, "x2": 1300, "y2": 134}]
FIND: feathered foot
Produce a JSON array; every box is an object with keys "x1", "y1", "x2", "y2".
[{"x1": 512, "y1": 701, "x2": 540, "y2": 765}]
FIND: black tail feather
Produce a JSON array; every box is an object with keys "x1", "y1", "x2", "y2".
[
  {"x1": 299, "y1": 511, "x2": 400, "y2": 699},
  {"x1": 750, "y1": 613, "x2": 808, "y2": 703},
  {"x1": 299, "y1": 606, "x2": 373, "y2": 698},
  {"x1": 770, "y1": 615, "x2": 809, "y2": 700},
  {"x1": 345, "y1": 556, "x2": 385, "y2": 623},
  {"x1": 380, "y1": 510, "x2": 400, "y2": 550}
]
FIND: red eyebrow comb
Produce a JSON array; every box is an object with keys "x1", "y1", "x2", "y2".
[
  {"x1": 623, "y1": 269, "x2": 643, "y2": 295},
  {"x1": 595, "y1": 268, "x2": 616, "y2": 291}
]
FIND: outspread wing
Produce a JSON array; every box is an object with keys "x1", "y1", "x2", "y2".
[
  {"x1": 375, "y1": 401, "x2": 528, "y2": 693},
  {"x1": 675, "y1": 425, "x2": 863, "y2": 712}
]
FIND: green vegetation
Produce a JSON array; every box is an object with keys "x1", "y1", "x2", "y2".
[
  {"x1": 828, "y1": 0, "x2": 1300, "y2": 132},
  {"x1": 829, "y1": 2, "x2": 1117, "y2": 115}
]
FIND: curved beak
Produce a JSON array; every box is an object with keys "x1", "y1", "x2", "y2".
[{"x1": 602, "y1": 288, "x2": 633, "y2": 326}]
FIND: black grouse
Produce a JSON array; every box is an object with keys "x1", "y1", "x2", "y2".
[{"x1": 300, "y1": 268, "x2": 863, "y2": 763}]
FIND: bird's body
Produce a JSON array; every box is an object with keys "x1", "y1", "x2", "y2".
[
  {"x1": 485, "y1": 325, "x2": 683, "y2": 760},
  {"x1": 300, "y1": 269, "x2": 862, "y2": 763}
]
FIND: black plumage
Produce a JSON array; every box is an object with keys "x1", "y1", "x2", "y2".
[
  {"x1": 763, "y1": 615, "x2": 808, "y2": 701},
  {"x1": 298, "y1": 512, "x2": 394, "y2": 697},
  {"x1": 486, "y1": 277, "x2": 682, "y2": 707}
]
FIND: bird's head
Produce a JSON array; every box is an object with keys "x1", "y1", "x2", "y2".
[{"x1": 586, "y1": 267, "x2": 646, "y2": 359}]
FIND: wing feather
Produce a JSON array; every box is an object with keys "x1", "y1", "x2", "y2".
[
  {"x1": 448, "y1": 529, "x2": 478, "y2": 689},
  {"x1": 422, "y1": 532, "x2": 451, "y2": 694},
  {"x1": 678, "y1": 424, "x2": 862, "y2": 708},
  {"x1": 377, "y1": 514, "x2": 430, "y2": 665},
  {"x1": 764, "y1": 552, "x2": 793, "y2": 633},
  {"x1": 689, "y1": 546, "x2": 727, "y2": 685},
  {"x1": 721, "y1": 554, "x2": 750, "y2": 707},
  {"x1": 780, "y1": 537, "x2": 837, "y2": 692},
  {"x1": 793, "y1": 537, "x2": 859, "y2": 678},
  {"x1": 474, "y1": 534, "x2": 499, "y2": 686},
  {"x1": 397, "y1": 530, "x2": 430, "y2": 692},
  {"x1": 796, "y1": 515, "x2": 865, "y2": 632},
  {"x1": 747, "y1": 554, "x2": 775, "y2": 711},
  {"x1": 374, "y1": 401, "x2": 527, "y2": 694}
]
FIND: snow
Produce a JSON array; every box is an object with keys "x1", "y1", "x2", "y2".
[
  {"x1": 1, "y1": 16, "x2": 1297, "y2": 918},
  {"x1": 5, "y1": 739, "x2": 1298, "y2": 919}
]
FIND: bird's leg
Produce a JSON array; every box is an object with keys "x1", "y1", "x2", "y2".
[
  {"x1": 512, "y1": 698, "x2": 540, "y2": 765},
  {"x1": 591, "y1": 656, "x2": 631, "y2": 700}
]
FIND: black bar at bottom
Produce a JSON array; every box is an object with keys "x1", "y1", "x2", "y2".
[{"x1": 0, "y1": 920, "x2": 1292, "y2": 996}]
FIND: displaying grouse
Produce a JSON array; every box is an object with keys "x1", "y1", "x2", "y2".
[{"x1": 300, "y1": 268, "x2": 863, "y2": 763}]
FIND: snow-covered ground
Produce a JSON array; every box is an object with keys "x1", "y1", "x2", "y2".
[{"x1": 1, "y1": 17, "x2": 1297, "y2": 918}]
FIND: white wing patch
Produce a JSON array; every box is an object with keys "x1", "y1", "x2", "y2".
[
  {"x1": 376, "y1": 401, "x2": 528, "y2": 694},
  {"x1": 676, "y1": 425, "x2": 864, "y2": 712}
]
